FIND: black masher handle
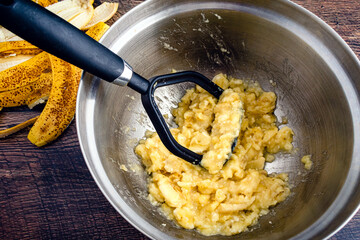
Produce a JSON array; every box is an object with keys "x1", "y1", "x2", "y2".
[{"x1": 0, "y1": 0, "x2": 126, "y2": 84}]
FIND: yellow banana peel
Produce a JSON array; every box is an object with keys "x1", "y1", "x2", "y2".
[
  {"x1": 0, "y1": 51, "x2": 51, "y2": 92},
  {"x1": 0, "y1": 40, "x2": 41, "y2": 56},
  {"x1": 0, "y1": 40, "x2": 38, "y2": 53},
  {"x1": 27, "y1": 23, "x2": 109, "y2": 147},
  {"x1": 1, "y1": 49, "x2": 42, "y2": 57},
  {"x1": 33, "y1": 0, "x2": 58, "y2": 7},
  {"x1": 0, "y1": 116, "x2": 39, "y2": 138},
  {"x1": 0, "y1": 72, "x2": 52, "y2": 108},
  {"x1": 28, "y1": 55, "x2": 81, "y2": 146},
  {"x1": 84, "y1": 22, "x2": 110, "y2": 41}
]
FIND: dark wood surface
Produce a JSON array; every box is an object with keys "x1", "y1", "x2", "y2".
[{"x1": 1, "y1": 0, "x2": 359, "y2": 239}]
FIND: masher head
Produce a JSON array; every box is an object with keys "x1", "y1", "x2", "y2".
[{"x1": 141, "y1": 71, "x2": 223, "y2": 165}]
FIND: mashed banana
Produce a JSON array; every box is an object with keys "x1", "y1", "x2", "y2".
[{"x1": 135, "y1": 73, "x2": 294, "y2": 236}]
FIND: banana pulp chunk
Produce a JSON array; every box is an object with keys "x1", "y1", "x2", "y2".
[{"x1": 200, "y1": 89, "x2": 244, "y2": 174}]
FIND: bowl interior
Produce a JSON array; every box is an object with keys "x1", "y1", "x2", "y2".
[{"x1": 77, "y1": 0, "x2": 360, "y2": 239}]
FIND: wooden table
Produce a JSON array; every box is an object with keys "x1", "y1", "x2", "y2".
[{"x1": 1, "y1": 0, "x2": 359, "y2": 239}]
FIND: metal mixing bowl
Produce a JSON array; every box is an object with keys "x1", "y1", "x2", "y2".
[{"x1": 76, "y1": 0, "x2": 360, "y2": 239}]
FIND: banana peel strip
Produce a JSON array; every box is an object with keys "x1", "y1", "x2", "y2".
[
  {"x1": 0, "y1": 26, "x2": 23, "y2": 43},
  {"x1": 28, "y1": 56, "x2": 81, "y2": 146},
  {"x1": 70, "y1": 7, "x2": 94, "y2": 29},
  {"x1": 75, "y1": 0, "x2": 94, "y2": 9},
  {"x1": 0, "y1": 28, "x2": 5, "y2": 42},
  {"x1": 0, "y1": 40, "x2": 37, "y2": 51},
  {"x1": 0, "y1": 116, "x2": 39, "y2": 138},
  {"x1": 84, "y1": 22, "x2": 110, "y2": 41},
  {"x1": 0, "y1": 55, "x2": 35, "y2": 72},
  {"x1": 5, "y1": 35, "x2": 24, "y2": 42},
  {"x1": 0, "y1": 51, "x2": 51, "y2": 92},
  {"x1": 0, "y1": 72, "x2": 52, "y2": 108},
  {"x1": 0, "y1": 40, "x2": 41, "y2": 56},
  {"x1": 33, "y1": 0, "x2": 58, "y2": 7},
  {"x1": 46, "y1": 0, "x2": 94, "y2": 29},
  {"x1": 57, "y1": 5, "x2": 84, "y2": 22},
  {"x1": 46, "y1": 0, "x2": 78, "y2": 15},
  {"x1": 84, "y1": 2, "x2": 118, "y2": 29},
  {"x1": 28, "y1": 23, "x2": 109, "y2": 146},
  {"x1": 1, "y1": 49, "x2": 42, "y2": 57}
]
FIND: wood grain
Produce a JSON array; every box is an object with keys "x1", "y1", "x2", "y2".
[{"x1": 0, "y1": 0, "x2": 359, "y2": 239}]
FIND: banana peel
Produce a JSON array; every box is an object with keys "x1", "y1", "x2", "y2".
[
  {"x1": 46, "y1": 0, "x2": 94, "y2": 29},
  {"x1": 46, "y1": 0, "x2": 94, "y2": 15},
  {"x1": 0, "y1": 116, "x2": 39, "y2": 138},
  {"x1": 0, "y1": 1, "x2": 114, "y2": 145},
  {"x1": 46, "y1": 0, "x2": 78, "y2": 15},
  {"x1": 0, "y1": 40, "x2": 38, "y2": 53},
  {"x1": 28, "y1": 23, "x2": 109, "y2": 146},
  {"x1": 0, "y1": 55, "x2": 35, "y2": 72},
  {"x1": 84, "y1": 22, "x2": 109, "y2": 41},
  {"x1": 71, "y1": 0, "x2": 95, "y2": 29},
  {"x1": 0, "y1": 51, "x2": 51, "y2": 92},
  {"x1": 70, "y1": 8, "x2": 94, "y2": 29},
  {"x1": 33, "y1": 0, "x2": 58, "y2": 7},
  {"x1": 47, "y1": 0, "x2": 85, "y2": 23},
  {"x1": 57, "y1": 5, "x2": 84, "y2": 22},
  {"x1": 75, "y1": 0, "x2": 94, "y2": 9},
  {"x1": 1, "y1": 48, "x2": 42, "y2": 57},
  {"x1": 0, "y1": 26, "x2": 23, "y2": 43},
  {"x1": 28, "y1": 55, "x2": 81, "y2": 146},
  {"x1": 0, "y1": 72, "x2": 52, "y2": 108},
  {"x1": 83, "y1": 2, "x2": 118, "y2": 29},
  {"x1": 0, "y1": 40, "x2": 41, "y2": 56},
  {"x1": 0, "y1": 28, "x2": 5, "y2": 42}
]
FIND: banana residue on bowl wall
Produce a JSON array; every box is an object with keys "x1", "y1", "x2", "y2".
[
  {"x1": 135, "y1": 73, "x2": 294, "y2": 236},
  {"x1": 301, "y1": 155, "x2": 313, "y2": 170}
]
